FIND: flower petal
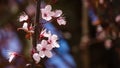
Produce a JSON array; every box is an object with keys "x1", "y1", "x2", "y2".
[
  {"x1": 43, "y1": 16, "x2": 52, "y2": 21},
  {"x1": 41, "y1": 40, "x2": 47, "y2": 46},
  {"x1": 49, "y1": 12, "x2": 55, "y2": 16},
  {"x1": 39, "y1": 51, "x2": 45, "y2": 58},
  {"x1": 51, "y1": 34, "x2": 58, "y2": 41},
  {"x1": 115, "y1": 15, "x2": 120, "y2": 22},
  {"x1": 45, "y1": 5, "x2": 52, "y2": 11},
  {"x1": 53, "y1": 10, "x2": 62, "y2": 17},
  {"x1": 22, "y1": 22, "x2": 28, "y2": 30},
  {"x1": 33, "y1": 53, "x2": 40, "y2": 63},
  {"x1": 19, "y1": 14, "x2": 28, "y2": 22},
  {"x1": 53, "y1": 42, "x2": 60, "y2": 48},
  {"x1": 57, "y1": 17, "x2": 66, "y2": 25},
  {"x1": 44, "y1": 51, "x2": 52, "y2": 58},
  {"x1": 41, "y1": 29, "x2": 47, "y2": 35},
  {"x1": 9, "y1": 55, "x2": 15, "y2": 63},
  {"x1": 46, "y1": 44, "x2": 53, "y2": 50},
  {"x1": 44, "y1": 31, "x2": 51, "y2": 37},
  {"x1": 36, "y1": 44, "x2": 42, "y2": 51}
]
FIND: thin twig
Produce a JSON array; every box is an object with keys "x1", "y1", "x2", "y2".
[{"x1": 32, "y1": 0, "x2": 41, "y2": 68}]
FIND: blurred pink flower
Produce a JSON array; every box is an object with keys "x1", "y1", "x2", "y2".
[
  {"x1": 36, "y1": 40, "x2": 53, "y2": 58},
  {"x1": 40, "y1": 29, "x2": 51, "y2": 38},
  {"x1": 96, "y1": 25, "x2": 103, "y2": 32},
  {"x1": 115, "y1": 15, "x2": 120, "y2": 22},
  {"x1": 19, "y1": 14, "x2": 28, "y2": 22},
  {"x1": 99, "y1": 0, "x2": 104, "y2": 4},
  {"x1": 104, "y1": 39, "x2": 112, "y2": 49},
  {"x1": 33, "y1": 53, "x2": 41, "y2": 63},
  {"x1": 53, "y1": 10, "x2": 62, "y2": 17},
  {"x1": 48, "y1": 34, "x2": 60, "y2": 48},
  {"x1": 57, "y1": 17, "x2": 66, "y2": 25},
  {"x1": 41, "y1": 5, "x2": 54, "y2": 21}
]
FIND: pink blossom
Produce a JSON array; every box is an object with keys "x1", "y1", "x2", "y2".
[
  {"x1": 17, "y1": 22, "x2": 28, "y2": 31},
  {"x1": 57, "y1": 17, "x2": 66, "y2": 25},
  {"x1": 48, "y1": 34, "x2": 60, "y2": 48},
  {"x1": 19, "y1": 14, "x2": 28, "y2": 22},
  {"x1": 17, "y1": 23, "x2": 34, "y2": 34},
  {"x1": 53, "y1": 10, "x2": 62, "y2": 17},
  {"x1": 96, "y1": 25, "x2": 103, "y2": 32},
  {"x1": 104, "y1": 39, "x2": 112, "y2": 49},
  {"x1": 17, "y1": 23, "x2": 34, "y2": 39},
  {"x1": 40, "y1": 29, "x2": 51, "y2": 38},
  {"x1": 41, "y1": 5, "x2": 54, "y2": 21},
  {"x1": 99, "y1": 0, "x2": 104, "y2": 4},
  {"x1": 36, "y1": 40, "x2": 53, "y2": 58},
  {"x1": 33, "y1": 53, "x2": 41, "y2": 63},
  {"x1": 115, "y1": 15, "x2": 120, "y2": 22}
]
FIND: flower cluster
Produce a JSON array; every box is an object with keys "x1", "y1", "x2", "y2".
[
  {"x1": 9, "y1": 5, "x2": 66, "y2": 63},
  {"x1": 41, "y1": 5, "x2": 66, "y2": 25},
  {"x1": 18, "y1": 13, "x2": 34, "y2": 39},
  {"x1": 33, "y1": 29, "x2": 59, "y2": 63}
]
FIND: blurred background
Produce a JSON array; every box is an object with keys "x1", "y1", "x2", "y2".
[{"x1": 0, "y1": 0, "x2": 120, "y2": 68}]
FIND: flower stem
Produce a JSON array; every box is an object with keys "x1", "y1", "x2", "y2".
[{"x1": 32, "y1": 0, "x2": 41, "y2": 68}]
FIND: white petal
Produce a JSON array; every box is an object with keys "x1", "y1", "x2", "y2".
[
  {"x1": 41, "y1": 29, "x2": 47, "y2": 35},
  {"x1": 115, "y1": 15, "x2": 120, "y2": 22},
  {"x1": 45, "y1": 51, "x2": 52, "y2": 58},
  {"x1": 49, "y1": 12, "x2": 55, "y2": 16},
  {"x1": 19, "y1": 15, "x2": 28, "y2": 22},
  {"x1": 9, "y1": 55, "x2": 15, "y2": 63},
  {"x1": 19, "y1": 16, "x2": 23, "y2": 22},
  {"x1": 36, "y1": 44, "x2": 42, "y2": 51},
  {"x1": 46, "y1": 45, "x2": 53, "y2": 50},
  {"x1": 44, "y1": 31, "x2": 51, "y2": 37},
  {"x1": 39, "y1": 51, "x2": 45, "y2": 58},
  {"x1": 43, "y1": 16, "x2": 52, "y2": 21},
  {"x1": 41, "y1": 40, "x2": 47, "y2": 46},
  {"x1": 22, "y1": 22, "x2": 28, "y2": 30},
  {"x1": 33, "y1": 53, "x2": 40, "y2": 63},
  {"x1": 41, "y1": 9, "x2": 45, "y2": 14},
  {"x1": 57, "y1": 18, "x2": 66, "y2": 25},
  {"x1": 53, "y1": 42, "x2": 60, "y2": 48},
  {"x1": 45, "y1": 5, "x2": 52, "y2": 11},
  {"x1": 40, "y1": 29, "x2": 52, "y2": 38},
  {"x1": 51, "y1": 34, "x2": 58, "y2": 41},
  {"x1": 53, "y1": 10, "x2": 62, "y2": 17}
]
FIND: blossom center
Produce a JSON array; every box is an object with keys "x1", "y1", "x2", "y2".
[
  {"x1": 42, "y1": 47, "x2": 46, "y2": 51},
  {"x1": 44, "y1": 13, "x2": 48, "y2": 17},
  {"x1": 40, "y1": 34, "x2": 44, "y2": 38}
]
